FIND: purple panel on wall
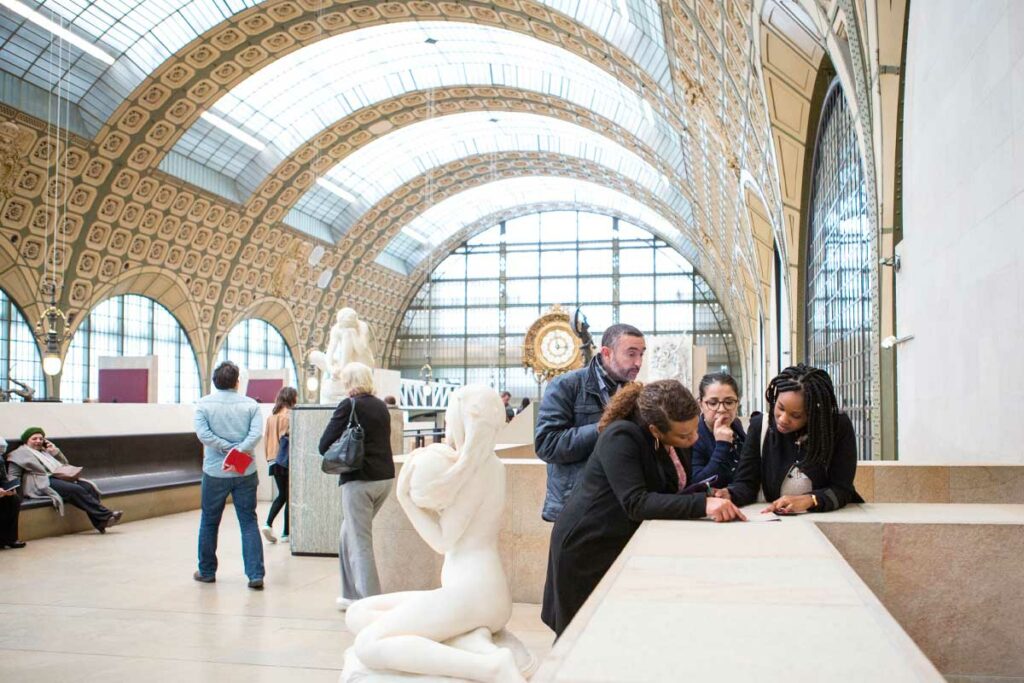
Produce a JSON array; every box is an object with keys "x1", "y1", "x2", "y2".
[
  {"x1": 247, "y1": 379, "x2": 283, "y2": 404},
  {"x1": 98, "y1": 368, "x2": 150, "y2": 403}
]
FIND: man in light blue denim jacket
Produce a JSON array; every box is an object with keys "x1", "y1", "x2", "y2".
[{"x1": 193, "y1": 361, "x2": 265, "y2": 589}]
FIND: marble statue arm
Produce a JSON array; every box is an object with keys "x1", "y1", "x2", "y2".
[{"x1": 397, "y1": 459, "x2": 447, "y2": 554}]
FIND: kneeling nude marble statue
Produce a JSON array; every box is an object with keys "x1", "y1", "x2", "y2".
[{"x1": 341, "y1": 385, "x2": 534, "y2": 683}]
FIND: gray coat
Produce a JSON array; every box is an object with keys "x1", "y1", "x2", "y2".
[
  {"x1": 5, "y1": 445, "x2": 100, "y2": 516},
  {"x1": 533, "y1": 356, "x2": 610, "y2": 521}
]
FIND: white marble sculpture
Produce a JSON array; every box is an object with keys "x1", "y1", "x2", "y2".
[
  {"x1": 309, "y1": 307, "x2": 377, "y2": 403},
  {"x1": 635, "y1": 333, "x2": 694, "y2": 388},
  {"x1": 340, "y1": 385, "x2": 534, "y2": 683}
]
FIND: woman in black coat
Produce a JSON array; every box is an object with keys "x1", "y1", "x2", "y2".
[
  {"x1": 318, "y1": 362, "x2": 396, "y2": 611},
  {"x1": 723, "y1": 364, "x2": 863, "y2": 513},
  {"x1": 541, "y1": 380, "x2": 746, "y2": 637}
]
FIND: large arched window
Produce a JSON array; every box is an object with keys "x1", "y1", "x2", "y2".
[
  {"x1": 1, "y1": 288, "x2": 45, "y2": 400},
  {"x1": 394, "y1": 211, "x2": 739, "y2": 400},
  {"x1": 216, "y1": 319, "x2": 298, "y2": 388},
  {"x1": 806, "y1": 79, "x2": 873, "y2": 459},
  {"x1": 60, "y1": 295, "x2": 201, "y2": 403}
]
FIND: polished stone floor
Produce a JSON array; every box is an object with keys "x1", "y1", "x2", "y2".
[{"x1": 0, "y1": 504, "x2": 551, "y2": 681}]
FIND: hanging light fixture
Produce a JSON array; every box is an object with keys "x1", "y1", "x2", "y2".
[{"x1": 31, "y1": 7, "x2": 76, "y2": 378}]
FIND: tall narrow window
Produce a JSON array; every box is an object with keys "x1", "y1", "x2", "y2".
[
  {"x1": 0, "y1": 288, "x2": 45, "y2": 400},
  {"x1": 394, "y1": 210, "x2": 739, "y2": 400},
  {"x1": 60, "y1": 295, "x2": 201, "y2": 403},
  {"x1": 806, "y1": 79, "x2": 873, "y2": 459},
  {"x1": 216, "y1": 319, "x2": 298, "y2": 388}
]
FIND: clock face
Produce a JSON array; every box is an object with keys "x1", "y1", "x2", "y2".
[{"x1": 538, "y1": 327, "x2": 577, "y2": 368}]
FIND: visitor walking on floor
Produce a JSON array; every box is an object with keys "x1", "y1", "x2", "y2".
[
  {"x1": 262, "y1": 386, "x2": 297, "y2": 544},
  {"x1": 318, "y1": 362, "x2": 395, "y2": 611},
  {"x1": 193, "y1": 361, "x2": 265, "y2": 590}
]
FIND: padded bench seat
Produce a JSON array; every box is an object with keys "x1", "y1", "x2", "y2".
[{"x1": 4, "y1": 432, "x2": 204, "y2": 509}]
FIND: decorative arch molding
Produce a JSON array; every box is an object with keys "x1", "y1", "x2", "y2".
[
  {"x1": 0, "y1": 232, "x2": 43, "y2": 333},
  {"x1": 95, "y1": 0, "x2": 680, "y2": 184},
  {"x1": 75, "y1": 266, "x2": 208, "y2": 382},
  {"x1": 216, "y1": 297, "x2": 302, "y2": 369},
  {"x1": 250, "y1": 86, "x2": 681, "y2": 232}
]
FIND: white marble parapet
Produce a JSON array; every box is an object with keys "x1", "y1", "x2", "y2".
[{"x1": 533, "y1": 504, "x2": 945, "y2": 683}]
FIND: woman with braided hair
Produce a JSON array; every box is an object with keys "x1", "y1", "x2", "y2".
[
  {"x1": 721, "y1": 364, "x2": 863, "y2": 514},
  {"x1": 542, "y1": 379, "x2": 747, "y2": 636}
]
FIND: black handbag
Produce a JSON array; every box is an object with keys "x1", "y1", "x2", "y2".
[{"x1": 321, "y1": 399, "x2": 365, "y2": 475}]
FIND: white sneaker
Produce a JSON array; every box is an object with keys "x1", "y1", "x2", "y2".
[
  {"x1": 261, "y1": 525, "x2": 277, "y2": 543},
  {"x1": 336, "y1": 596, "x2": 354, "y2": 611},
  {"x1": 279, "y1": 535, "x2": 289, "y2": 543}
]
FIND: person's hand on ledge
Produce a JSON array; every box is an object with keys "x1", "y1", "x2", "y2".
[
  {"x1": 706, "y1": 497, "x2": 746, "y2": 522},
  {"x1": 763, "y1": 494, "x2": 814, "y2": 515},
  {"x1": 712, "y1": 487, "x2": 731, "y2": 500}
]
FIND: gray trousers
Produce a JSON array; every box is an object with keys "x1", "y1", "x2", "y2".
[{"x1": 339, "y1": 478, "x2": 393, "y2": 600}]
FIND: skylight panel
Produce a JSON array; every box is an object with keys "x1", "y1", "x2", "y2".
[{"x1": 1, "y1": 0, "x2": 115, "y2": 64}]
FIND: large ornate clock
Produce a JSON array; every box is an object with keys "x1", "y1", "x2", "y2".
[{"x1": 523, "y1": 304, "x2": 585, "y2": 381}]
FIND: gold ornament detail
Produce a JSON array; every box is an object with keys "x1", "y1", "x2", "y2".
[
  {"x1": 0, "y1": 120, "x2": 28, "y2": 201},
  {"x1": 522, "y1": 303, "x2": 584, "y2": 382}
]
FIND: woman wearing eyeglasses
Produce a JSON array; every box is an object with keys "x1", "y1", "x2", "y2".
[{"x1": 691, "y1": 373, "x2": 747, "y2": 487}]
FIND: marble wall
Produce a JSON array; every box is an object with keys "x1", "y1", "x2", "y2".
[{"x1": 899, "y1": 0, "x2": 1024, "y2": 463}]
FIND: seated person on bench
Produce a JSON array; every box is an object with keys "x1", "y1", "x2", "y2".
[{"x1": 6, "y1": 427, "x2": 124, "y2": 534}]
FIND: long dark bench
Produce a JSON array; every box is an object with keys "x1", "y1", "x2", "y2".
[{"x1": 3, "y1": 433, "x2": 204, "y2": 509}]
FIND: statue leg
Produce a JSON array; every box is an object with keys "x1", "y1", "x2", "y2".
[
  {"x1": 353, "y1": 590, "x2": 525, "y2": 683},
  {"x1": 345, "y1": 591, "x2": 420, "y2": 635}
]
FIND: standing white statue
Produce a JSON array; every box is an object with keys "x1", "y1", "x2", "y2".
[
  {"x1": 340, "y1": 385, "x2": 534, "y2": 683},
  {"x1": 310, "y1": 308, "x2": 377, "y2": 403}
]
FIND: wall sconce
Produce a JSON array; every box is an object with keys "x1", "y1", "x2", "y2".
[
  {"x1": 879, "y1": 255, "x2": 901, "y2": 272},
  {"x1": 881, "y1": 334, "x2": 914, "y2": 349}
]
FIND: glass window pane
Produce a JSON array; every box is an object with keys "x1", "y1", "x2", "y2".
[
  {"x1": 539, "y1": 250, "x2": 577, "y2": 277},
  {"x1": 577, "y1": 248, "x2": 612, "y2": 275},
  {"x1": 805, "y1": 82, "x2": 873, "y2": 460},
  {"x1": 506, "y1": 250, "x2": 540, "y2": 278},
  {"x1": 394, "y1": 210, "x2": 737, "y2": 396},
  {"x1": 619, "y1": 275, "x2": 654, "y2": 302}
]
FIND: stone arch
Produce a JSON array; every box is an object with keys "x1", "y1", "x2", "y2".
[
  {"x1": 95, "y1": 0, "x2": 679, "y2": 184},
  {"x1": 75, "y1": 266, "x2": 208, "y2": 387},
  {"x1": 215, "y1": 297, "x2": 303, "y2": 373},
  {"x1": 250, "y1": 86, "x2": 680, "y2": 231}
]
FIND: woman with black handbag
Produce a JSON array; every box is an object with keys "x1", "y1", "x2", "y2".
[
  {"x1": 262, "y1": 386, "x2": 297, "y2": 543},
  {"x1": 318, "y1": 362, "x2": 395, "y2": 611}
]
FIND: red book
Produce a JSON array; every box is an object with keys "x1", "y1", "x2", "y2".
[{"x1": 222, "y1": 448, "x2": 253, "y2": 474}]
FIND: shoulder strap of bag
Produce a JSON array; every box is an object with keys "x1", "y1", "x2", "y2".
[{"x1": 347, "y1": 397, "x2": 361, "y2": 428}]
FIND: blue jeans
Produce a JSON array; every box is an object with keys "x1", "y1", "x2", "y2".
[{"x1": 197, "y1": 473, "x2": 264, "y2": 580}]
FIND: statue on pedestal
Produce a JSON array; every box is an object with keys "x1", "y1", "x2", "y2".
[
  {"x1": 309, "y1": 308, "x2": 376, "y2": 403},
  {"x1": 340, "y1": 385, "x2": 534, "y2": 683}
]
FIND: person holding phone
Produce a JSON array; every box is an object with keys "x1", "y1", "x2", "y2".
[
  {"x1": 721, "y1": 364, "x2": 863, "y2": 514},
  {"x1": 5, "y1": 428, "x2": 122, "y2": 534},
  {"x1": 542, "y1": 380, "x2": 746, "y2": 636},
  {"x1": 0, "y1": 437, "x2": 26, "y2": 549},
  {"x1": 691, "y1": 372, "x2": 747, "y2": 487}
]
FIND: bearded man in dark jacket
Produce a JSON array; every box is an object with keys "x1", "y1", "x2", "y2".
[{"x1": 534, "y1": 323, "x2": 646, "y2": 521}]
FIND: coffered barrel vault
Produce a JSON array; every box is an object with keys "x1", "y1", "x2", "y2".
[{"x1": 0, "y1": 0, "x2": 902, "y2": 435}]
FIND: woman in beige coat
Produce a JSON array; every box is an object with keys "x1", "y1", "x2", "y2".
[{"x1": 262, "y1": 387, "x2": 297, "y2": 543}]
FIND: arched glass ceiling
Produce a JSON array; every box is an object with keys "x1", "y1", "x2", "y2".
[
  {"x1": 162, "y1": 21, "x2": 683, "y2": 201},
  {"x1": 286, "y1": 110, "x2": 692, "y2": 243},
  {"x1": 376, "y1": 175, "x2": 700, "y2": 274},
  {"x1": 0, "y1": 0, "x2": 667, "y2": 137}
]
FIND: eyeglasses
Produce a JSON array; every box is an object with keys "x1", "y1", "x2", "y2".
[{"x1": 703, "y1": 398, "x2": 738, "y2": 410}]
